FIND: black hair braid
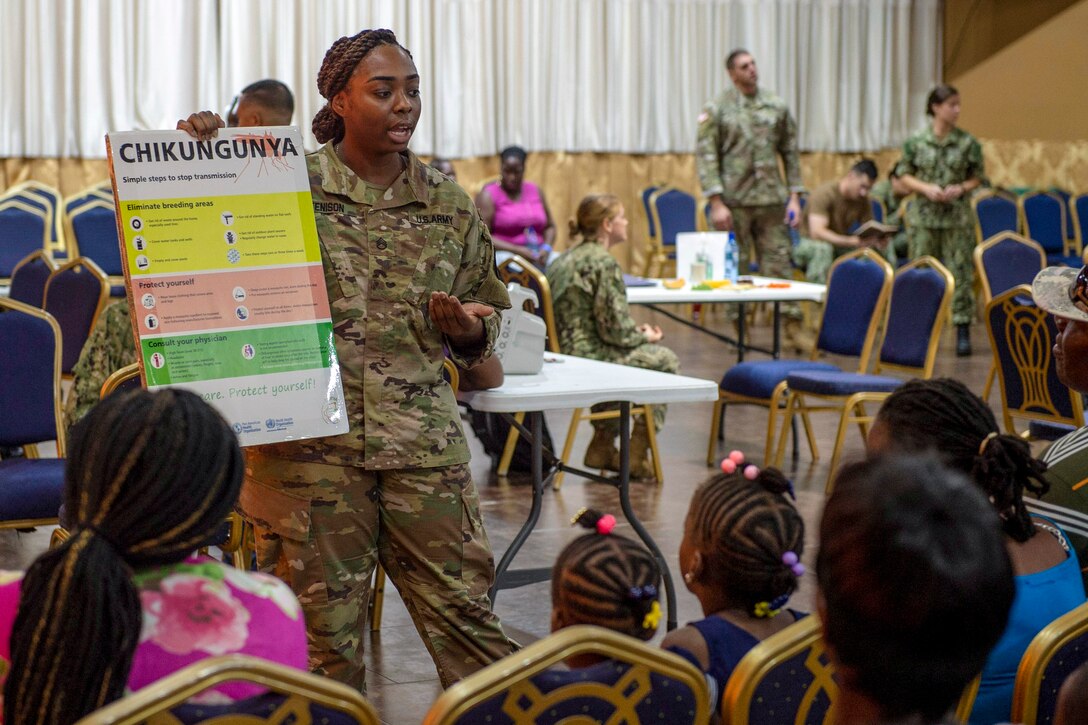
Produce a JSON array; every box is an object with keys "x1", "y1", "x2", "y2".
[
  {"x1": 4, "y1": 389, "x2": 244, "y2": 724},
  {"x1": 687, "y1": 468, "x2": 804, "y2": 610},
  {"x1": 551, "y1": 509, "x2": 662, "y2": 640},
  {"x1": 312, "y1": 29, "x2": 410, "y2": 144},
  {"x1": 877, "y1": 378, "x2": 1049, "y2": 542}
]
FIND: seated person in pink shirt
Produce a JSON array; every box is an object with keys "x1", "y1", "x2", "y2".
[
  {"x1": 475, "y1": 145, "x2": 557, "y2": 268},
  {"x1": 0, "y1": 389, "x2": 306, "y2": 723}
]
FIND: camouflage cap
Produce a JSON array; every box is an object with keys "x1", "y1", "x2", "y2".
[{"x1": 1033, "y1": 265, "x2": 1088, "y2": 322}]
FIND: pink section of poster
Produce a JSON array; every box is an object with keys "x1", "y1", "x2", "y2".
[{"x1": 131, "y1": 264, "x2": 329, "y2": 336}]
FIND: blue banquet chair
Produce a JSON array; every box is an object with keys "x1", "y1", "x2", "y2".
[
  {"x1": 0, "y1": 198, "x2": 50, "y2": 283},
  {"x1": 42, "y1": 257, "x2": 110, "y2": 379},
  {"x1": 973, "y1": 232, "x2": 1047, "y2": 400},
  {"x1": 1021, "y1": 191, "x2": 1081, "y2": 267},
  {"x1": 707, "y1": 247, "x2": 893, "y2": 466},
  {"x1": 775, "y1": 257, "x2": 954, "y2": 490},
  {"x1": 972, "y1": 190, "x2": 1020, "y2": 246},
  {"x1": 641, "y1": 184, "x2": 659, "y2": 244},
  {"x1": 0, "y1": 298, "x2": 66, "y2": 530},
  {"x1": 7, "y1": 249, "x2": 57, "y2": 308},
  {"x1": 4, "y1": 180, "x2": 65, "y2": 259},
  {"x1": 1072, "y1": 193, "x2": 1088, "y2": 263},
  {"x1": 65, "y1": 197, "x2": 126, "y2": 295},
  {"x1": 422, "y1": 625, "x2": 709, "y2": 725},
  {"x1": 644, "y1": 187, "x2": 697, "y2": 278},
  {"x1": 985, "y1": 285, "x2": 1083, "y2": 437}
]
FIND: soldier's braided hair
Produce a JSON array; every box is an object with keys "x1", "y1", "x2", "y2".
[
  {"x1": 4, "y1": 389, "x2": 244, "y2": 724},
  {"x1": 686, "y1": 467, "x2": 804, "y2": 612},
  {"x1": 312, "y1": 28, "x2": 411, "y2": 144},
  {"x1": 552, "y1": 509, "x2": 662, "y2": 640},
  {"x1": 875, "y1": 377, "x2": 1048, "y2": 542}
]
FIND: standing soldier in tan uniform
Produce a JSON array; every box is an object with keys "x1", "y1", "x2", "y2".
[
  {"x1": 696, "y1": 49, "x2": 807, "y2": 351},
  {"x1": 182, "y1": 29, "x2": 515, "y2": 691},
  {"x1": 897, "y1": 84, "x2": 984, "y2": 356}
]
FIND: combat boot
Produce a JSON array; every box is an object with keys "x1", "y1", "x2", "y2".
[
  {"x1": 956, "y1": 324, "x2": 972, "y2": 357},
  {"x1": 584, "y1": 427, "x2": 619, "y2": 470},
  {"x1": 783, "y1": 319, "x2": 816, "y2": 355},
  {"x1": 627, "y1": 418, "x2": 657, "y2": 481}
]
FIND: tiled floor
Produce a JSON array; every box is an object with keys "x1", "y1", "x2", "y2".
[{"x1": 0, "y1": 307, "x2": 1004, "y2": 724}]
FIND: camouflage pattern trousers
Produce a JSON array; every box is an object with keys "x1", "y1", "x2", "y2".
[
  {"x1": 731, "y1": 204, "x2": 802, "y2": 319},
  {"x1": 240, "y1": 455, "x2": 515, "y2": 691},
  {"x1": 909, "y1": 224, "x2": 974, "y2": 325},
  {"x1": 591, "y1": 343, "x2": 680, "y2": 435}
]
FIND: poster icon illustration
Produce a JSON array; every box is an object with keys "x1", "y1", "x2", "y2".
[
  {"x1": 149, "y1": 352, "x2": 166, "y2": 369},
  {"x1": 141, "y1": 293, "x2": 156, "y2": 309},
  {"x1": 144, "y1": 314, "x2": 158, "y2": 330},
  {"x1": 225, "y1": 230, "x2": 237, "y2": 245},
  {"x1": 130, "y1": 216, "x2": 144, "y2": 231},
  {"x1": 135, "y1": 255, "x2": 150, "y2": 270},
  {"x1": 241, "y1": 344, "x2": 255, "y2": 360},
  {"x1": 133, "y1": 235, "x2": 147, "y2": 251},
  {"x1": 227, "y1": 249, "x2": 241, "y2": 264},
  {"x1": 235, "y1": 306, "x2": 249, "y2": 321},
  {"x1": 221, "y1": 211, "x2": 234, "y2": 226},
  {"x1": 232, "y1": 286, "x2": 246, "y2": 301}
]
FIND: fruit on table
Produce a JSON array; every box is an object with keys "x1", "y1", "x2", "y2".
[{"x1": 662, "y1": 278, "x2": 686, "y2": 289}]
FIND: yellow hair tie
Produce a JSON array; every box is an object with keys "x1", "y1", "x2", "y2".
[
  {"x1": 978, "y1": 432, "x2": 999, "y2": 456},
  {"x1": 753, "y1": 601, "x2": 782, "y2": 619},
  {"x1": 642, "y1": 600, "x2": 662, "y2": 630}
]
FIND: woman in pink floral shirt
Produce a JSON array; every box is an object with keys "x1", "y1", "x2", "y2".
[{"x1": 0, "y1": 390, "x2": 306, "y2": 723}]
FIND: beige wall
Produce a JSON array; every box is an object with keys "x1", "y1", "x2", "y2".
[{"x1": 947, "y1": 0, "x2": 1088, "y2": 142}]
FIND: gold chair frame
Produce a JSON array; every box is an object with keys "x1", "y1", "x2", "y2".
[
  {"x1": 0, "y1": 198, "x2": 51, "y2": 284},
  {"x1": 773, "y1": 257, "x2": 954, "y2": 491},
  {"x1": 1072, "y1": 192, "x2": 1088, "y2": 260},
  {"x1": 5, "y1": 180, "x2": 65, "y2": 258},
  {"x1": 423, "y1": 624, "x2": 710, "y2": 725},
  {"x1": 722, "y1": 616, "x2": 835, "y2": 725},
  {"x1": 73, "y1": 654, "x2": 380, "y2": 725},
  {"x1": 65, "y1": 197, "x2": 126, "y2": 287},
  {"x1": 0, "y1": 298, "x2": 66, "y2": 529},
  {"x1": 984, "y1": 285, "x2": 1085, "y2": 436},
  {"x1": 9, "y1": 248, "x2": 58, "y2": 305},
  {"x1": 1011, "y1": 601, "x2": 1088, "y2": 725},
  {"x1": 707, "y1": 248, "x2": 892, "y2": 466},
  {"x1": 973, "y1": 232, "x2": 1047, "y2": 400}
]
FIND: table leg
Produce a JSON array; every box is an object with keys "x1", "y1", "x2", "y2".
[
  {"x1": 489, "y1": 411, "x2": 548, "y2": 603},
  {"x1": 773, "y1": 302, "x2": 781, "y2": 359},
  {"x1": 736, "y1": 303, "x2": 746, "y2": 363},
  {"x1": 615, "y1": 402, "x2": 678, "y2": 631}
]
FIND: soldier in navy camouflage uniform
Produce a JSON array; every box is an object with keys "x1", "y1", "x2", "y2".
[
  {"x1": 182, "y1": 29, "x2": 514, "y2": 691},
  {"x1": 547, "y1": 194, "x2": 679, "y2": 479},
  {"x1": 696, "y1": 49, "x2": 808, "y2": 350},
  {"x1": 897, "y1": 84, "x2": 983, "y2": 356}
]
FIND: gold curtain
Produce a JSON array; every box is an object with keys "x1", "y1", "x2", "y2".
[{"x1": 5, "y1": 139, "x2": 1085, "y2": 273}]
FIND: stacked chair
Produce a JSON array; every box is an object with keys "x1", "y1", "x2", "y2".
[
  {"x1": 643, "y1": 187, "x2": 697, "y2": 278},
  {"x1": 65, "y1": 196, "x2": 125, "y2": 295},
  {"x1": 42, "y1": 257, "x2": 109, "y2": 379},
  {"x1": 972, "y1": 190, "x2": 1019, "y2": 245},
  {"x1": 7, "y1": 249, "x2": 58, "y2": 307},
  {"x1": 1021, "y1": 191, "x2": 1081, "y2": 267},
  {"x1": 2, "y1": 180, "x2": 65, "y2": 262},
  {"x1": 774, "y1": 257, "x2": 954, "y2": 490},
  {"x1": 0, "y1": 197, "x2": 50, "y2": 284}
]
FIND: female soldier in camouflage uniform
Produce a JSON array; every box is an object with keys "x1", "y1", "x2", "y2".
[
  {"x1": 546, "y1": 194, "x2": 680, "y2": 479},
  {"x1": 181, "y1": 29, "x2": 515, "y2": 690},
  {"x1": 897, "y1": 84, "x2": 984, "y2": 356}
]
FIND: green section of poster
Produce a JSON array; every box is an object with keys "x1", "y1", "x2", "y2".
[{"x1": 141, "y1": 323, "x2": 335, "y2": 385}]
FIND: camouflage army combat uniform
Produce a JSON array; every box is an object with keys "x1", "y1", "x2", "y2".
[
  {"x1": 696, "y1": 87, "x2": 804, "y2": 319},
  {"x1": 63, "y1": 298, "x2": 137, "y2": 430},
  {"x1": 546, "y1": 240, "x2": 680, "y2": 434},
  {"x1": 898, "y1": 126, "x2": 984, "y2": 325},
  {"x1": 242, "y1": 145, "x2": 514, "y2": 690}
]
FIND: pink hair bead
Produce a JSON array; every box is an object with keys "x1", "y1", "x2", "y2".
[
  {"x1": 720, "y1": 458, "x2": 737, "y2": 474},
  {"x1": 596, "y1": 514, "x2": 617, "y2": 535},
  {"x1": 743, "y1": 465, "x2": 759, "y2": 480},
  {"x1": 729, "y1": 450, "x2": 745, "y2": 464}
]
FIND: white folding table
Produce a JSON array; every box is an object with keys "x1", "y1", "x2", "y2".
[
  {"x1": 460, "y1": 353, "x2": 719, "y2": 630},
  {"x1": 626, "y1": 276, "x2": 826, "y2": 361}
]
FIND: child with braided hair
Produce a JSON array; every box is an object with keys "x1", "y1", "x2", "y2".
[
  {"x1": 662, "y1": 451, "x2": 807, "y2": 711},
  {"x1": 0, "y1": 390, "x2": 306, "y2": 724},
  {"x1": 868, "y1": 377, "x2": 1086, "y2": 725}
]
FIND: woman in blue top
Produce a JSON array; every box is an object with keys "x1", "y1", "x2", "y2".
[
  {"x1": 662, "y1": 454, "x2": 807, "y2": 711},
  {"x1": 868, "y1": 378, "x2": 1086, "y2": 725}
]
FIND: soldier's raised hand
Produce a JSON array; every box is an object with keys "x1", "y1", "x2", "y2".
[
  {"x1": 429, "y1": 292, "x2": 494, "y2": 349},
  {"x1": 177, "y1": 111, "x2": 224, "y2": 141}
]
